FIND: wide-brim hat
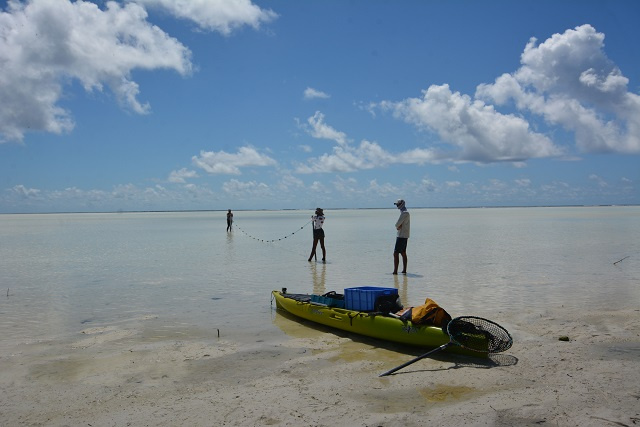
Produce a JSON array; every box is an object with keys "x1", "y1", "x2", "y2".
[{"x1": 315, "y1": 208, "x2": 324, "y2": 215}]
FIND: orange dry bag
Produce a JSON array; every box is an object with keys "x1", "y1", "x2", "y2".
[{"x1": 410, "y1": 298, "x2": 452, "y2": 328}]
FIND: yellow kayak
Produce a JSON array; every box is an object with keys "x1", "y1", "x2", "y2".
[{"x1": 272, "y1": 290, "x2": 484, "y2": 357}]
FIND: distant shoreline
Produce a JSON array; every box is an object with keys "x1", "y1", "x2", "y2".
[{"x1": 1, "y1": 204, "x2": 638, "y2": 215}]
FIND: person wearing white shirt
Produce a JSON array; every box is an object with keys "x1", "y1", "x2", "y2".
[
  {"x1": 393, "y1": 199, "x2": 410, "y2": 274},
  {"x1": 308, "y1": 208, "x2": 326, "y2": 262}
]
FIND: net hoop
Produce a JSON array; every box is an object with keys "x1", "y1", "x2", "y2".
[{"x1": 446, "y1": 316, "x2": 513, "y2": 354}]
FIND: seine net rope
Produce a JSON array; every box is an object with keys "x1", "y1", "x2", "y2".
[{"x1": 233, "y1": 220, "x2": 311, "y2": 243}]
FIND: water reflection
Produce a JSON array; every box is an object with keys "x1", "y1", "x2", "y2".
[
  {"x1": 225, "y1": 228, "x2": 235, "y2": 265},
  {"x1": 393, "y1": 273, "x2": 409, "y2": 307},
  {"x1": 309, "y1": 260, "x2": 327, "y2": 295}
]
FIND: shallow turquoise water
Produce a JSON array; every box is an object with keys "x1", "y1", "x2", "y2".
[{"x1": 1, "y1": 207, "x2": 638, "y2": 348}]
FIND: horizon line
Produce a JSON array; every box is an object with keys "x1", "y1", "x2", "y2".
[{"x1": 1, "y1": 204, "x2": 638, "y2": 215}]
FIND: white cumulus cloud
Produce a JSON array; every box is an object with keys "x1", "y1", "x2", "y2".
[
  {"x1": 222, "y1": 178, "x2": 271, "y2": 198},
  {"x1": 380, "y1": 84, "x2": 562, "y2": 163},
  {"x1": 304, "y1": 87, "x2": 330, "y2": 100},
  {"x1": 374, "y1": 24, "x2": 640, "y2": 162},
  {"x1": 132, "y1": 0, "x2": 277, "y2": 35},
  {"x1": 0, "y1": 0, "x2": 194, "y2": 142},
  {"x1": 168, "y1": 168, "x2": 198, "y2": 183},
  {"x1": 297, "y1": 112, "x2": 440, "y2": 173},
  {"x1": 304, "y1": 111, "x2": 348, "y2": 146},
  {"x1": 8, "y1": 184, "x2": 41, "y2": 198},
  {"x1": 476, "y1": 24, "x2": 640, "y2": 154},
  {"x1": 296, "y1": 139, "x2": 394, "y2": 173},
  {"x1": 192, "y1": 146, "x2": 277, "y2": 175},
  {"x1": 0, "y1": 0, "x2": 276, "y2": 143}
]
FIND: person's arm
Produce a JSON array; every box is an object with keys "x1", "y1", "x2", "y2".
[
  {"x1": 395, "y1": 214, "x2": 404, "y2": 230},
  {"x1": 396, "y1": 212, "x2": 409, "y2": 230}
]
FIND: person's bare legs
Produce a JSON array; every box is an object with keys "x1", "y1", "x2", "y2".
[
  {"x1": 393, "y1": 252, "x2": 399, "y2": 274},
  {"x1": 319, "y1": 237, "x2": 326, "y2": 262},
  {"x1": 308, "y1": 239, "x2": 318, "y2": 261},
  {"x1": 400, "y1": 251, "x2": 407, "y2": 274}
]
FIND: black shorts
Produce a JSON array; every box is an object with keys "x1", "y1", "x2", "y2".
[
  {"x1": 313, "y1": 228, "x2": 325, "y2": 239},
  {"x1": 394, "y1": 237, "x2": 408, "y2": 253}
]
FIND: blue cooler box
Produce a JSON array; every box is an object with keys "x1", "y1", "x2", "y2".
[{"x1": 344, "y1": 286, "x2": 398, "y2": 311}]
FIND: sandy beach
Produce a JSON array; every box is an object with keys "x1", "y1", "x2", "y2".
[{"x1": 2, "y1": 304, "x2": 639, "y2": 427}]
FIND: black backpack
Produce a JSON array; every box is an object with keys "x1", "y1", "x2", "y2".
[{"x1": 375, "y1": 294, "x2": 403, "y2": 315}]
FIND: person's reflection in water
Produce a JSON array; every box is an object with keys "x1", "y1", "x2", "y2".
[
  {"x1": 310, "y1": 260, "x2": 326, "y2": 296},
  {"x1": 393, "y1": 272, "x2": 409, "y2": 309},
  {"x1": 225, "y1": 227, "x2": 235, "y2": 265}
]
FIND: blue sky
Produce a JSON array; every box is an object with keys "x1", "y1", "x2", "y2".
[{"x1": 1, "y1": 0, "x2": 639, "y2": 213}]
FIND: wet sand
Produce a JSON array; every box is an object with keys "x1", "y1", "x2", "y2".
[{"x1": 1, "y1": 306, "x2": 639, "y2": 427}]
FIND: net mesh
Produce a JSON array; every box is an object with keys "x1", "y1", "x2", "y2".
[{"x1": 448, "y1": 316, "x2": 513, "y2": 353}]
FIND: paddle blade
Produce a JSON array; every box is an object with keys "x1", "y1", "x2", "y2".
[{"x1": 447, "y1": 316, "x2": 513, "y2": 354}]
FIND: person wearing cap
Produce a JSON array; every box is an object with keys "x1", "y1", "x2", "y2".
[
  {"x1": 308, "y1": 208, "x2": 326, "y2": 262},
  {"x1": 393, "y1": 199, "x2": 410, "y2": 274}
]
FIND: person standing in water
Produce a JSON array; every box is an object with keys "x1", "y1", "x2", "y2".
[
  {"x1": 308, "y1": 208, "x2": 326, "y2": 262},
  {"x1": 226, "y1": 209, "x2": 233, "y2": 232},
  {"x1": 393, "y1": 199, "x2": 410, "y2": 275}
]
